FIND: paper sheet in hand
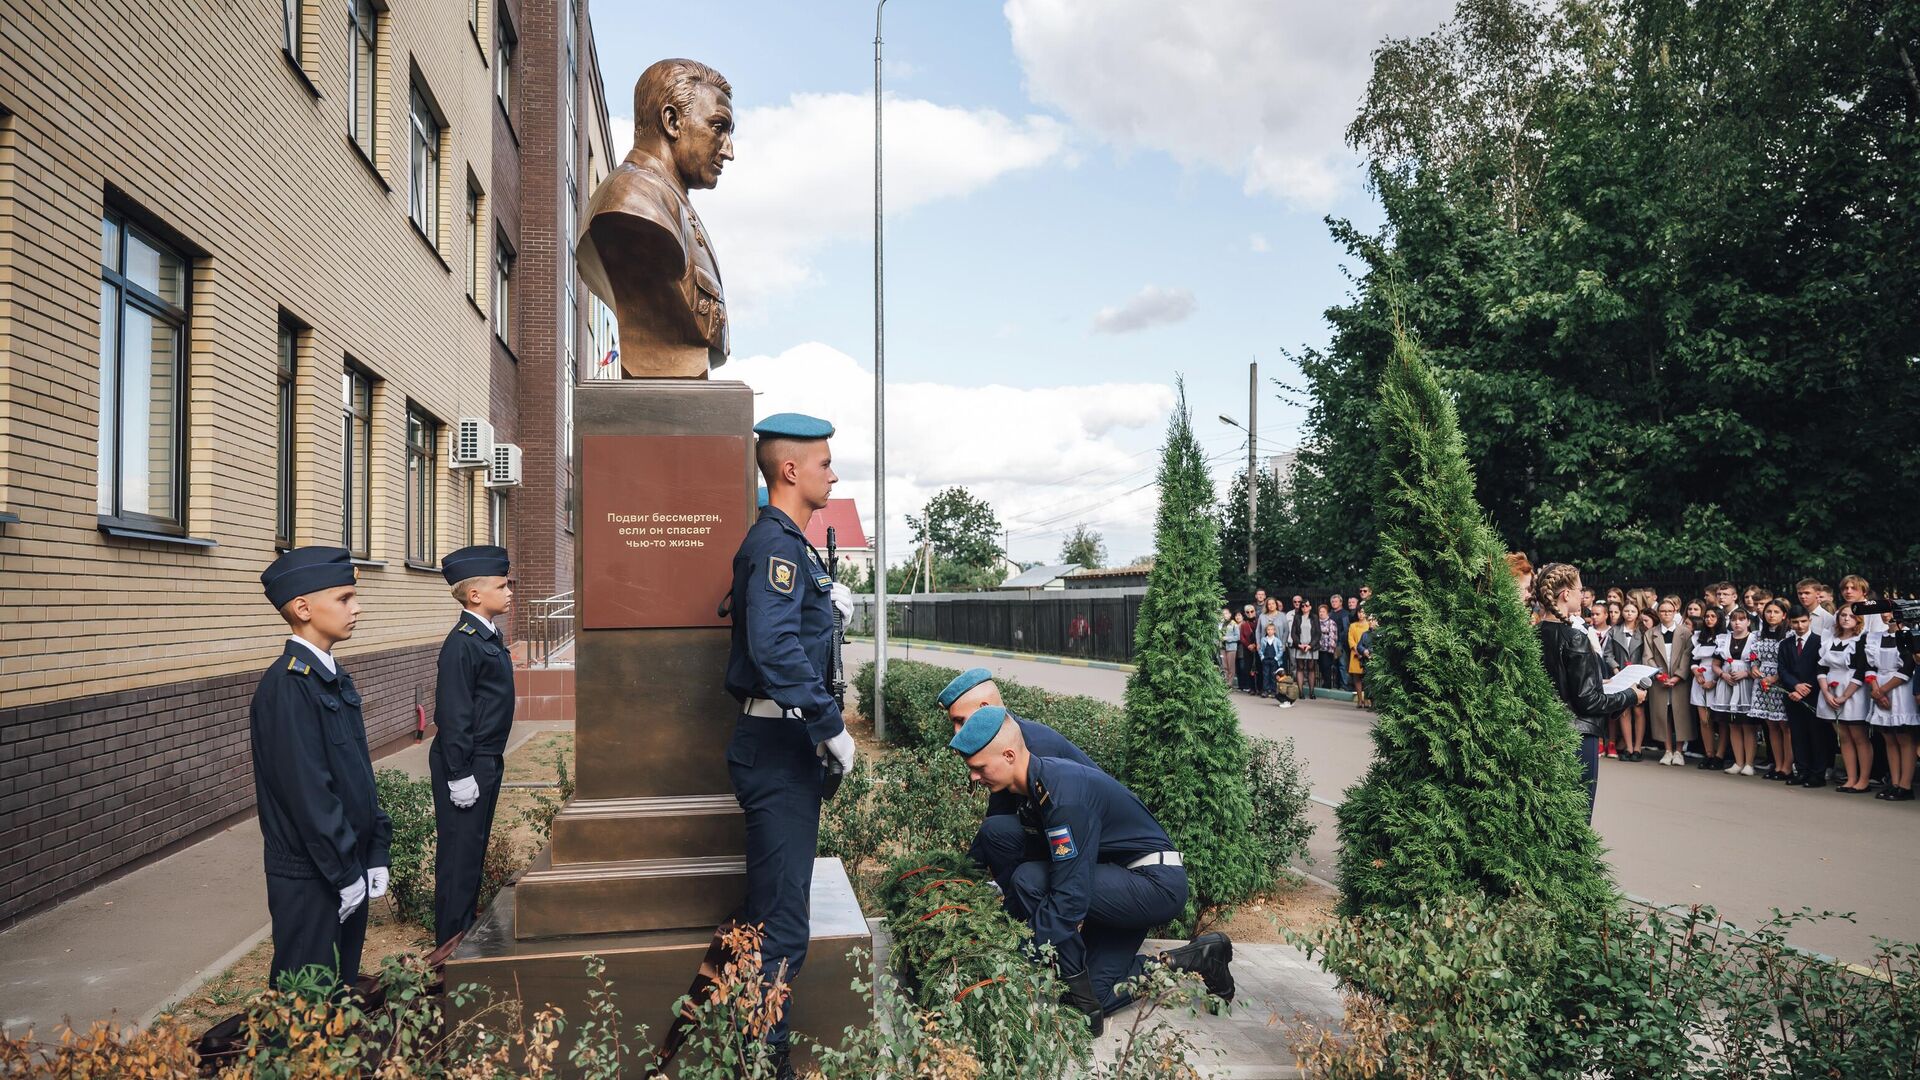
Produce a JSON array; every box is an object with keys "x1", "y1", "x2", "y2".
[{"x1": 1604, "y1": 665, "x2": 1658, "y2": 694}]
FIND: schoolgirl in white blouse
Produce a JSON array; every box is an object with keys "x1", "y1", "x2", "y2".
[
  {"x1": 1868, "y1": 610, "x2": 1916, "y2": 802},
  {"x1": 1819, "y1": 605, "x2": 1874, "y2": 794},
  {"x1": 1691, "y1": 607, "x2": 1725, "y2": 770},
  {"x1": 1713, "y1": 607, "x2": 1759, "y2": 775}
]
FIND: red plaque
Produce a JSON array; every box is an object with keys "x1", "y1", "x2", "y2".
[{"x1": 580, "y1": 435, "x2": 747, "y2": 629}]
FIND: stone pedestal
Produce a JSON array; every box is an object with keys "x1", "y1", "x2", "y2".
[{"x1": 446, "y1": 379, "x2": 871, "y2": 1067}]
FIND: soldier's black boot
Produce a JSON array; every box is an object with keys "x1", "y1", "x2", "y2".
[
  {"x1": 1161, "y1": 932, "x2": 1236, "y2": 1003},
  {"x1": 1059, "y1": 968, "x2": 1106, "y2": 1036}
]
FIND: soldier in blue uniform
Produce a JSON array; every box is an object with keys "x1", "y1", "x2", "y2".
[
  {"x1": 251, "y1": 546, "x2": 392, "y2": 989},
  {"x1": 721, "y1": 412, "x2": 856, "y2": 1076},
  {"x1": 430, "y1": 545, "x2": 516, "y2": 947},
  {"x1": 950, "y1": 705, "x2": 1234, "y2": 1032},
  {"x1": 937, "y1": 667, "x2": 1101, "y2": 892}
]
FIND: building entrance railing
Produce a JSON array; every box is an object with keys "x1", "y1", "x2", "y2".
[{"x1": 525, "y1": 590, "x2": 575, "y2": 667}]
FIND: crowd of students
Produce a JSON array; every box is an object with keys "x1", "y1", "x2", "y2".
[
  {"x1": 1513, "y1": 564, "x2": 1918, "y2": 803},
  {"x1": 1219, "y1": 587, "x2": 1377, "y2": 709}
]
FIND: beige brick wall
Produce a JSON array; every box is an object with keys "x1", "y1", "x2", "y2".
[{"x1": 0, "y1": 0, "x2": 501, "y2": 707}]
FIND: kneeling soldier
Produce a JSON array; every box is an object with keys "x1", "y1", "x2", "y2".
[
  {"x1": 431, "y1": 545, "x2": 516, "y2": 947},
  {"x1": 252, "y1": 546, "x2": 392, "y2": 988},
  {"x1": 950, "y1": 705, "x2": 1234, "y2": 1032},
  {"x1": 938, "y1": 667, "x2": 1101, "y2": 893}
]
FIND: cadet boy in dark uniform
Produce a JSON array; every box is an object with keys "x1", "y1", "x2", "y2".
[
  {"x1": 937, "y1": 667, "x2": 1101, "y2": 893},
  {"x1": 429, "y1": 545, "x2": 516, "y2": 947},
  {"x1": 722, "y1": 412, "x2": 856, "y2": 1076},
  {"x1": 252, "y1": 546, "x2": 392, "y2": 988},
  {"x1": 950, "y1": 705, "x2": 1233, "y2": 1033}
]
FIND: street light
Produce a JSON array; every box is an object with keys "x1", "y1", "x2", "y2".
[
  {"x1": 871, "y1": 0, "x2": 891, "y2": 741},
  {"x1": 1219, "y1": 361, "x2": 1257, "y2": 582}
]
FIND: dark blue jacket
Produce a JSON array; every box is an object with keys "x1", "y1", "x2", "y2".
[
  {"x1": 1015, "y1": 755, "x2": 1174, "y2": 974},
  {"x1": 985, "y1": 715, "x2": 1097, "y2": 819},
  {"x1": 250, "y1": 642, "x2": 392, "y2": 890},
  {"x1": 1779, "y1": 630, "x2": 1824, "y2": 695},
  {"x1": 724, "y1": 505, "x2": 843, "y2": 743},
  {"x1": 431, "y1": 610, "x2": 516, "y2": 777}
]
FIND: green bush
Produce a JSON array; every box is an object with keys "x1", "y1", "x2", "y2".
[
  {"x1": 374, "y1": 768, "x2": 437, "y2": 931},
  {"x1": 1290, "y1": 894, "x2": 1920, "y2": 1080},
  {"x1": 854, "y1": 658, "x2": 1127, "y2": 776},
  {"x1": 1245, "y1": 736, "x2": 1315, "y2": 876}
]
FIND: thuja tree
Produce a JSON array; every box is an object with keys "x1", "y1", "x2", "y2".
[
  {"x1": 1334, "y1": 326, "x2": 1612, "y2": 917},
  {"x1": 1124, "y1": 382, "x2": 1263, "y2": 925}
]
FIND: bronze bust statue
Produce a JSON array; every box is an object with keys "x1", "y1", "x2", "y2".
[{"x1": 577, "y1": 59, "x2": 733, "y2": 379}]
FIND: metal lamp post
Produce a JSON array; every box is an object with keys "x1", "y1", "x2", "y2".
[
  {"x1": 871, "y1": 0, "x2": 891, "y2": 741},
  {"x1": 1219, "y1": 359, "x2": 1258, "y2": 583}
]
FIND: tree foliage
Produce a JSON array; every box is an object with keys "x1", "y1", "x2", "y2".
[
  {"x1": 1058, "y1": 523, "x2": 1107, "y2": 570},
  {"x1": 908, "y1": 487, "x2": 1005, "y2": 571},
  {"x1": 1124, "y1": 382, "x2": 1264, "y2": 928},
  {"x1": 1292, "y1": 0, "x2": 1920, "y2": 581},
  {"x1": 1214, "y1": 467, "x2": 1316, "y2": 601},
  {"x1": 1335, "y1": 323, "x2": 1613, "y2": 918}
]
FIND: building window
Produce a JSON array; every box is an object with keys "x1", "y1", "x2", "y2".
[
  {"x1": 341, "y1": 364, "x2": 373, "y2": 556},
  {"x1": 283, "y1": 0, "x2": 303, "y2": 59},
  {"x1": 465, "y1": 183, "x2": 482, "y2": 300},
  {"x1": 97, "y1": 211, "x2": 188, "y2": 529},
  {"x1": 492, "y1": 232, "x2": 513, "y2": 345},
  {"x1": 457, "y1": 467, "x2": 475, "y2": 546},
  {"x1": 489, "y1": 489, "x2": 506, "y2": 546},
  {"x1": 406, "y1": 407, "x2": 437, "y2": 565},
  {"x1": 409, "y1": 83, "x2": 442, "y2": 244},
  {"x1": 348, "y1": 0, "x2": 379, "y2": 157},
  {"x1": 276, "y1": 317, "x2": 301, "y2": 548},
  {"x1": 494, "y1": 12, "x2": 514, "y2": 114}
]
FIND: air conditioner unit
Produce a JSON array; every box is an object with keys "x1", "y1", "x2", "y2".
[
  {"x1": 486, "y1": 442, "x2": 523, "y2": 488},
  {"x1": 452, "y1": 417, "x2": 494, "y2": 469}
]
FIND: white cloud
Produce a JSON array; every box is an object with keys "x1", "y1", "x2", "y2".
[
  {"x1": 728, "y1": 343, "x2": 1176, "y2": 564},
  {"x1": 610, "y1": 93, "x2": 1067, "y2": 315},
  {"x1": 1004, "y1": 0, "x2": 1453, "y2": 207},
  {"x1": 1091, "y1": 285, "x2": 1197, "y2": 334}
]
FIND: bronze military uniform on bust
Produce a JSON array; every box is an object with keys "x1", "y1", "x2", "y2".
[{"x1": 576, "y1": 57, "x2": 733, "y2": 378}]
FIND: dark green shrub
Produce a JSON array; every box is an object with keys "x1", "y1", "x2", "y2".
[
  {"x1": 1336, "y1": 325, "x2": 1611, "y2": 918},
  {"x1": 1123, "y1": 385, "x2": 1263, "y2": 928},
  {"x1": 1245, "y1": 736, "x2": 1315, "y2": 876},
  {"x1": 373, "y1": 768, "x2": 437, "y2": 931},
  {"x1": 855, "y1": 659, "x2": 1128, "y2": 776}
]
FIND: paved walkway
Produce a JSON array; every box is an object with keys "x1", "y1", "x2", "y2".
[
  {"x1": 862, "y1": 641, "x2": 1920, "y2": 962},
  {"x1": 0, "y1": 722, "x2": 565, "y2": 1039}
]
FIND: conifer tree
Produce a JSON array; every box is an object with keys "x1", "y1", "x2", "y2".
[
  {"x1": 1124, "y1": 382, "x2": 1263, "y2": 924},
  {"x1": 1335, "y1": 325, "x2": 1613, "y2": 916}
]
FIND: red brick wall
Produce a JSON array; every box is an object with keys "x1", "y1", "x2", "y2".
[{"x1": 0, "y1": 642, "x2": 438, "y2": 927}]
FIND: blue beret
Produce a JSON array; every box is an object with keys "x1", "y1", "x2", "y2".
[
  {"x1": 442, "y1": 544, "x2": 510, "y2": 585},
  {"x1": 262, "y1": 546, "x2": 355, "y2": 609},
  {"x1": 938, "y1": 667, "x2": 995, "y2": 709},
  {"x1": 756, "y1": 484, "x2": 769, "y2": 508},
  {"x1": 753, "y1": 412, "x2": 834, "y2": 439},
  {"x1": 950, "y1": 704, "x2": 1009, "y2": 756}
]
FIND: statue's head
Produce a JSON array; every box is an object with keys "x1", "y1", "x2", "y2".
[{"x1": 633, "y1": 58, "x2": 734, "y2": 190}]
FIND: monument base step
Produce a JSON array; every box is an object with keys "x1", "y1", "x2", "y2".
[
  {"x1": 447, "y1": 857, "x2": 872, "y2": 1077},
  {"x1": 513, "y1": 847, "x2": 747, "y2": 938},
  {"x1": 549, "y1": 794, "x2": 745, "y2": 864}
]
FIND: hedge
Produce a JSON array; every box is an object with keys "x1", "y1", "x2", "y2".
[{"x1": 854, "y1": 659, "x2": 1128, "y2": 776}]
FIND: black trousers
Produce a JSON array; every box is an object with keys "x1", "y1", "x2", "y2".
[
  {"x1": 1786, "y1": 698, "x2": 1830, "y2": 780},
  {"x1": 267, "y1": 872, "x2": 369, "y2": 988},
  {"x1": 431, "y1": 749, "x2": 504, "y2": 946},
  {"x1": 728, "y1": 713, "x2": 826, "y2": 1048},
  {"x1": 1577, "y1": 734, "x2": 1600, "y2": 822},
  {"x1": 1004, "y1": 861, "x2": 1189, "y2": 1012}
]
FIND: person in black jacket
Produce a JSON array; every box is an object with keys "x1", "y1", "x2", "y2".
[
  {"x1": 1534, "y1": 563, "x2": 1644, "y2": 820},
  {"x1": 252, "y1": 546, "x2": 392, "y2": 988},
  {"x1": 1778, "y1": 604, "x2": 1828, "y2": 787},
  {"x1": 430, "y1": 545, "x2": 516, "y2": 947}
]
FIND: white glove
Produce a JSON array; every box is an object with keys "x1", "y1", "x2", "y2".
[
  {"x1": 338, "y1": 877, "x2": 367, "y2": 923},
  {"x1": 818, "y1": 728, "x2": 856, "y2": 774},
  {"x1": 830, "y1": 582, "x2": 854, "y2": 625},
  {"x1": 366, "y1": 866, "x2": 389, "y2": 900},
  {"x1": 449, "y1": 775, "x2": 480, "y2": 809}
]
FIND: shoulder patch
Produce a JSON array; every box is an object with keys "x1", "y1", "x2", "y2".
[
  {"x1": 287, "y1": 656, "x2": 312, "y2": 675},
  {"x1": 459, "y1": 624, "x2": 478, "y2": 635},
  {"x1": 768, "y1": 556, "x2": 796, "y2": 594},
  {"x1": 1046, "y1": 824, "x2": 1077, "y2": 861}
]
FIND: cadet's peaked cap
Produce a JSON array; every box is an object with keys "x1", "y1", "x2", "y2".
[
  {"x1": 950, "y1": 704, "x2": 1009, "y2": 756},
  {"x1": 262, "y1": 546, "x2": 355, "y2": 609},
  {"x1": 753, "y1": 413, "x2": 834, "y2": 440},
  {"x1": 938, "y1": 667, "x2": 995, "y2": 709},
  {"x1": 442, "y1": 545, "x2": 510, "y2": 585}
]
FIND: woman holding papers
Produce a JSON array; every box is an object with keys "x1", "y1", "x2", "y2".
[{"x1": 1534, "y1": 562, "x2": 1645, "y2": 820}]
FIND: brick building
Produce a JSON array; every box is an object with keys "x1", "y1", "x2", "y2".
[
  {"x1": 488, "y1": 0, "x2": 617, "y2": 626},
  {"x1": 0, "y1": 0, "x2": 609, "y2": 927}
]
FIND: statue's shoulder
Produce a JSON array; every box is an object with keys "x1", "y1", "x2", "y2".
[{"x1": 586, "y1": 159, "x2": 687, "y2": 241}]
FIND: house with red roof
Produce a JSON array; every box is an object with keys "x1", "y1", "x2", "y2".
[{"x1": 803, "y1": 498, "x2": 873, "y2": 584}]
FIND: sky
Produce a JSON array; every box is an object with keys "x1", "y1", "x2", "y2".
[{"x1": 589, "y1": 0, "x2": 1454, "y2": 568}]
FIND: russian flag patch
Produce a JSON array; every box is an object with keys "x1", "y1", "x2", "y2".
[{"x1": 1047, "y1": 825, "x2": 1076, "y2": 861}]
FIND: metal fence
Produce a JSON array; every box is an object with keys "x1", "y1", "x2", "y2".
[
  {"x1": 524, "y1": 590, "x2": 575, "y2": 667},
  {"x1": 852, "y1": 588, "x2": 1147, "y2": 664}
]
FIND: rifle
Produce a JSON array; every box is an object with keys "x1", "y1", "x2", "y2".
[{"x1": 824, "y1": 526, "x2": 846, "y2": 799}]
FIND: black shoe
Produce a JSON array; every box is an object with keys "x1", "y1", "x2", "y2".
[
  {"x1": 1895, "y1": 787, "x2": 1916, "y2": 802},
  {"x1": 1799, "y1": 777, "x2": 1826, "y2": 788},
  {"x1": 1161, "y1": 932, "x2": 1236, "y2": 1003},
  {"x1": 773, "y1": 1043, "x2": 797, "y2": 1080}
]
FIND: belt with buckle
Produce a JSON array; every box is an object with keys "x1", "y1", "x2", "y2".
[
  {"x1": 743, "y1": 697, "x2": 800, "y2": 719},
  {"x1": 1126, "y1": 851, "x2": 1183, "y2": 870}
]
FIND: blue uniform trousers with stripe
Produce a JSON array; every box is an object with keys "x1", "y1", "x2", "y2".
[{"x1": 1005, "y1": 860, "x2": 1188, "y2": 1012}]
